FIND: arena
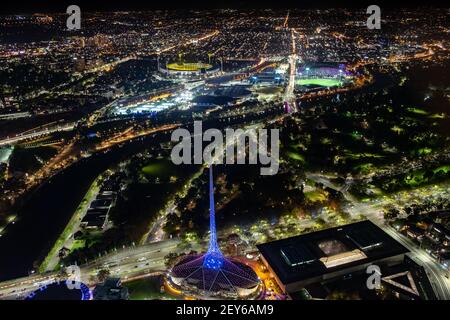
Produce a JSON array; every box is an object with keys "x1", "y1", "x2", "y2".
[
  {"x1": 159, "y1": 61, "x2": 220, "y2": 78},
  {"x1": 168, "y1": 253, "x2": 262, "y2": 299},
  {"x1": 166, "y1": 62, "x2": 213, "y2": 72},
  {"x1": 296, "y1": 62, "x2": 351, "y2": 90}
]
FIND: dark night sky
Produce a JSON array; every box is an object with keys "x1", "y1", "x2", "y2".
[{"x1": 1, "y1": 0, "x2": 448, "y2": 14}]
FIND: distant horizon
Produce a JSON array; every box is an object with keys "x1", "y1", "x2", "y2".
[{"x1": 1, "y1": 1, "x2": 448, "y2": 14}]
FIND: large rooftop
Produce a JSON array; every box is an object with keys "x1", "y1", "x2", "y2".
[
  {"x1": 170, "y1": 253, "x2": 261, "y2": 298},
  {"x1": 257, "y1": 220, "x2": 409, "y2": 285}
]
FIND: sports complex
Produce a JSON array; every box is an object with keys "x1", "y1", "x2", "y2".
[
  {"x1": 296, "y1": 63, "x2": 352, "y2": 90},
  {"x1": 159, "y1": 60, "x2": 220, "y2": 78},
  {"x1": 166, "y1": 62, "x2": 213, "y2": 72}
]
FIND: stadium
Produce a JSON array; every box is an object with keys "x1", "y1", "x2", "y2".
[
  {"x1": 296, "y1": 62, "x2": 351, "y2": 90},
  {"x1": 166, "y1": 62, "x2": 213, "y2": 72},
  {"x1": 167, "y1": 167, "x2": 262, "y2": 299},
  {"x1": 159, "y1": 58, "x2": 220, "y2": 78}
]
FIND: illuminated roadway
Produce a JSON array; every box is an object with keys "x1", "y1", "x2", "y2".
[
  {"x1": 381, "y1": 224, "x2": 450, "y2": 300},
  {"x1": 1, "y1": 29, "x2": 444, "y2": 300},
  {"x1": 306, "y1": 172, "x2": 450, "y2": 300},
  {"x1": 0, "y1": 122, "x2": 76, "y2": 147},
  {"x1": 0, "y1": 238, "x2": 204, "y2": 299},
  {"x1": 284, "y1": 28, "x2": 298, "y2": 113}
]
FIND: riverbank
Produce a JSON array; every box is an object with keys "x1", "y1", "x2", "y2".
[
  {"x1": 0, "y1": 129, "x2": 173, "y2": 281},
  {"x1": 38, "y1": 174, "x2": 104, "y2": 272}
]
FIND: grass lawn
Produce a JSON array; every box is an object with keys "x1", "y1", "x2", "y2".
[
  {"x1": 417, "y1": 148, "x2": 432, "y2": 156},
  {"x1": 304, "y1": 190, "x2": 327, "y2": 202},
  {"x1": 126, "y1": 277, "x2": 175, "y2": 300},
  {"x1": 141, "y1": 160, "x2": 175, "y2": 178},
  {"x1": 344, "y1": 151, "x2": 384, "y2": 160},
  {"x1": 404, "y1": 170, "x2": 426, "y2": 187},
  {"x1": 433, "y1": 165, "x2": 450, "y2": 174},
  {"x1": 286, "y1": 151, "x2": 305, "y2": 162},
  {"x1": 350, "y1": 131, "x2": 363, "y2": 140},
  {"x1": 353, "y1": 163, "x2": 375, "y2": 174},
  {"x1": 70, "y1": 240, "x2": 85, "y2": 253},
  {"x1": 391, "y1": 125, "x2": 404, "y2": 134},
  {"x1": 429, "y1": 113, "x2": 446, "y2": 119},
  {"x1": 407, "y1": 107, "x2": 428, "y2": 115}
]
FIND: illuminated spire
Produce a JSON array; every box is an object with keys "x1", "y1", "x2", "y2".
[{"x1": 203, "y1": 165, "x2": 223, "y2": 270}]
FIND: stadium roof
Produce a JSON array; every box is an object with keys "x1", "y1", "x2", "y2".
[
  {"x1": 170, "y1": 253, "x2": 260, "y2": 296},
  {"x1": 166, "y1": 62, "x2": 212, "y2": 71}
]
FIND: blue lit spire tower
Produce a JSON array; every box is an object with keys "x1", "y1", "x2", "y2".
[
  {"x1": 203, "y1": 165, "x2": 224, "y2": 270},
  {"x1": 168, "y1": 165, "x2": 262, "y2": 299}
]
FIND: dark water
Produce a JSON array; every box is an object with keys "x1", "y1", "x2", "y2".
[{"x1": 0, "y1": 133, "x2": 168, "y2": 281}]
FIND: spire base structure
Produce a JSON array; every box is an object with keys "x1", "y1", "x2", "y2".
[
  {"x1": 167, "y1": 165, "x2": 262, "y2": 298},
  {"x1": 203, "y1": 165, "x2": 224, "y2": 270}
]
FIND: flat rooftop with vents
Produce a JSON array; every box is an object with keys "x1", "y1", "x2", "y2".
[{"x1": 257, "y1": 220, "x2": 409, "y2": 292}]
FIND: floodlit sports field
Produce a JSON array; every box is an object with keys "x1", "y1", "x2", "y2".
[
  {"x1": 297, "y1": 78, "x2": 343, "y2": 87},
  {"x1": 166, "y1": 62, "x2": 212, "y2": 71}
]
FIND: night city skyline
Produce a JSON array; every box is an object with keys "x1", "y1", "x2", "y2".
[{"x1": 0, "y1": 1, "x2": 449, "y2": 307}]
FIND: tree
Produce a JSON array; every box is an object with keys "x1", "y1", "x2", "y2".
[
  {"x1": 163, "y1": 212, "x2": 181, "y2": 236},
  {"x1": 164, "y1": 252, "x2": 179, "y2": 267},
  {"x1": 97, "y1": 269, "x2": 110, "y2": 283},
  {"x1": 57, "y1": 268, "x2": 69, "y2": 280},
  {"x1": 384, "y1": 208, "x2": 400, "y2": 220}
]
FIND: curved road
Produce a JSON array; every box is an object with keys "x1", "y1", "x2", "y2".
[{"x1": 0, "y1": 238, "x2": 192, "y2": 299}]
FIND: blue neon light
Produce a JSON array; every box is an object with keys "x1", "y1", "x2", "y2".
[{"x1": 203, "y1": 166, "x2": 224, "y2": 270}]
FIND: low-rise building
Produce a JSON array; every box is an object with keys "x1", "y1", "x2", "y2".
[{"x1": 257, "y1": 220, "x2": 409, "y2": 293}]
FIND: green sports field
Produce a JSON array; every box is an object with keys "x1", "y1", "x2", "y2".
[
  {"x1": 166, "y1": 62, "x2": 212, "y2": 71},
  {"x1": 297, "y1": 78, "x2": 343, "y2": 87}
]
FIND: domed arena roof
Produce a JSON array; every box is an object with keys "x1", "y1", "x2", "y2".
[{"x1": 170, "y1": 253, "x2": 261, "y2": 298}]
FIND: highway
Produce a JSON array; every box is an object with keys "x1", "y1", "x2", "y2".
[
  {"x1": 284, "y1": 29, "x2": 298, "y2": 113},
  {"x1": 0, "y1": 122, "x2": 76, "y2": 147},
  {"x1": 0, "y1": 238, "x2": 202, "y2": 300},
  {"x1": 381, "y1": 224, "x2": 450, "y2": 300}
]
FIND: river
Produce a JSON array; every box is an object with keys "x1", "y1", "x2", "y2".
[{"x1": 0, "y1": 131, "x2": 169, "y2": 281}]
